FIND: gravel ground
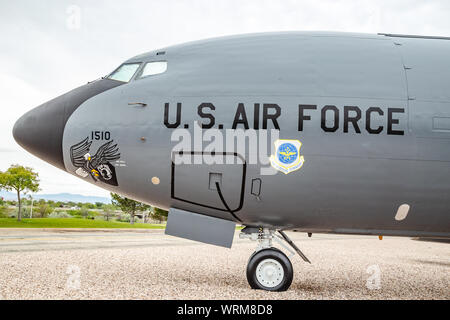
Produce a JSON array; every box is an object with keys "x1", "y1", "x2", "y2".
[{"x1": 0, "y1": 229, "x2": 448, "y2": 300}]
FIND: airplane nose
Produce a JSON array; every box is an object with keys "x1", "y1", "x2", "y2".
[
  {"x1": 13, "y1": 79, "x2": 124, "y2": 170},
  {"x1": 13, "y1": 96, "x2": 67, "y2": 170}
]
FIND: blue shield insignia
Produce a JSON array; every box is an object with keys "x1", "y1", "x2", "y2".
[{"x1": 270, "y1": 139, "x2": 305, "y2": 174}]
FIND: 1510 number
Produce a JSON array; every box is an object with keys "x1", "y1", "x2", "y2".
[{"x1": 91, "y1": 131, "x2": 111, "y2": 141}]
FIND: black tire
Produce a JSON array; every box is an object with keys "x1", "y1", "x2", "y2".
[{"x1": 246, "y1": 248, "x2": 293, "y2": 292}]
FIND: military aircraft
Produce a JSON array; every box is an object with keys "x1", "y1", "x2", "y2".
[{"x1": 13, "y1": 32, "x2": 450, "y2": 291}]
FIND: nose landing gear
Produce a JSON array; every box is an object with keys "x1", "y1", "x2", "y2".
[
  {"x1": 240, "y1": 227, "x2": 310, "y2": 291},
  {"x1": 247, "y1": 247, "x2": 293, "y2": 291}
]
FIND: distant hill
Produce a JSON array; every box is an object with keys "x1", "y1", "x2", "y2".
[{"x1": 0, "y1": 191, "x2": 110, "y2": 204}]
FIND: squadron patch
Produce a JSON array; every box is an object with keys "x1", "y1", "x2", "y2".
[
  {"x1": 70, "y1": 137, "x2": 121, "y2": 186},
  {"x1": 270, "y1": 139, "x2": 305, "y2": 174}
]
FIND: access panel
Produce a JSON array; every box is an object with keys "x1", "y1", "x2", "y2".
[{"x1": 171, "y1": 151, "x2": 246, "y2": 213}]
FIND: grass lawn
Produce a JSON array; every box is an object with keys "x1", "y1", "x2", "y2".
[{"x1": 0, "y1": 218, "x2": 165, "y2": 229}]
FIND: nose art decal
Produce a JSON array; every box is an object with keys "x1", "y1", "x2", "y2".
[{"x1": 70, "y1": 137, "x2": 121, "y2": 186}]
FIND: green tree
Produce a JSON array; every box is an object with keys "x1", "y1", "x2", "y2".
[
  {"x1": 0, "y1": 165, "x2": 39, "y2": 221},
  {"x1": 37, "y1": 203, "x2": 54, "y2": 218},
  {"x1": 83, "y1": 203, "x2": 95, "y2": 209},
  {"x1": 110, "y1": 193, "x2": 150, "y2": 224},
  {"x1": 152, "y1": 207, "x2": 168, "y2": 224},
  {"x1": 0, "y1": 198, "x2": 7, "y2": 218},
  {"x1": 79, "y1": 207, "x2": 89, "y2": 218},
  {"x1": 95, "y1": 202, "x2": 104, "y2": 209},
  {"x1": 102, "y1": 204, "x2": 115, "y2": 221}
]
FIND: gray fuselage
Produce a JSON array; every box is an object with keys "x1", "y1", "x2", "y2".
[{"x1": 14, "y1": 32, "x2": 450, "y2": 238}]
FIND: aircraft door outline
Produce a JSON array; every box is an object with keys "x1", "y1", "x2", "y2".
[{"x1": 170, "y1": 151, "x2": 247, "y2": 214}]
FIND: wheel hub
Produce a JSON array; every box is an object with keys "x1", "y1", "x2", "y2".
[{"x1": 256, "y1": 258, "x2": 284, "y2": 288}]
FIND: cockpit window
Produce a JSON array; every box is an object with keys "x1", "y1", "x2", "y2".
[
  {"x1": 137, "y1": 61, "x2": 167, "y2": 79},
  {"x1": 107, "y1": 63, "x2": 141, "y2": 82}
]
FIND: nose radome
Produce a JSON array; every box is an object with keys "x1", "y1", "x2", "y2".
[
  {"x1": 13, "y1": 79, "x2": 125, "y2": 171},
  {"x1": 13, "y1": 97, "x2": 67, "y2": 170}
]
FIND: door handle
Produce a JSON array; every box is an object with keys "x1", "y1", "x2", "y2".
[{"x1": 128, "y1": 102, "x2": 147, "y2": 107}]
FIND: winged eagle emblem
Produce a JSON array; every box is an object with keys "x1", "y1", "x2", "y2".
[
  {"x1": 279, "y1": 146, "x2": 297, "y2": 160},
  {"x1": 70, "y1": 137, "x2": 121, "y2": 186},
  {"x1": 279, "y1": 151, "x2": 297, "y2": 157}
]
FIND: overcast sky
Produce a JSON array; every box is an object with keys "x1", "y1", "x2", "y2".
[{"x1": 1, "y1": 0, "x2": 449, "y2": 197}]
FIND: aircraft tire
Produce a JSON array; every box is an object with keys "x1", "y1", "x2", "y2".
[{"x1": 246, "y1": 247, "x2": 293, "y2": 291}]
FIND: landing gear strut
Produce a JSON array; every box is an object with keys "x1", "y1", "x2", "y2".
[{"x1": 240, "y1": 227, "x2": 310, "y2": 291}]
